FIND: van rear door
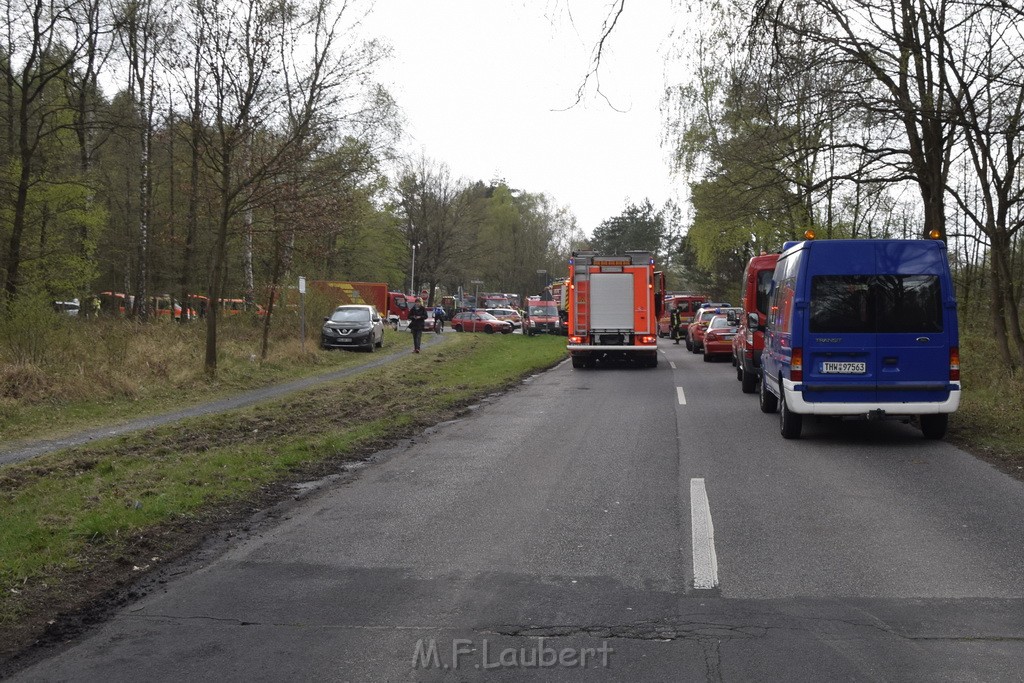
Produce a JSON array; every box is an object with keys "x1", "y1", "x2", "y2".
[
  {"x1": 805, "y1": 274, "x2": 877, "y2": 404},
  {"x1": 873, "y1": 246, "x2": 952, "y2": 404}
]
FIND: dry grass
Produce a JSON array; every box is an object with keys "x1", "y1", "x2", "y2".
[{"x1": 0, "y1": 305, "x2": 359, "y2": 441}]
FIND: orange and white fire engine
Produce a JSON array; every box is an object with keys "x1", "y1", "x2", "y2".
[{"x1": 566, "y1": 250, "x2": 665, "y2": 368}]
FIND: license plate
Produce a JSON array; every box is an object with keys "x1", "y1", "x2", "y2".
[
  {"x1": 722, "y1": 334, "x2": 735, "y2": 340},
  {"x1": 338, "y1": 337, "x2": 352, "y2": 343},
  {"x1": 821, "y1": 361, "x2": 866, "y2": 374}
]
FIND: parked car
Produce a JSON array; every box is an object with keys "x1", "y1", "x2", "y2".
[
  {"x1": 320, "y1": 304, "x2": 385, "y2": 351},
  {"x1": 702, "y1": 315, "x2": 740, "y2": 362},
  {"x1": 759, "y1": 237, "x2": 960, "y2": 440},
  {"x1": 53, "y1": 299, "x2": 81, "y2": 316},
  {"x1": 485, "y1": 308, "x2": 522, "y2": 328},
  {"x1": 450, "y1": 311, "x2": 514, "y2": 334},
  {"x1": 688, "y1": 306, "x2": 741, "y2": 352}
]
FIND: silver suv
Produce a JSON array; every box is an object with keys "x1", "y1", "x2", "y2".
[{"x1": 321, "y1": 305, "x2": 385, "y2": 352}]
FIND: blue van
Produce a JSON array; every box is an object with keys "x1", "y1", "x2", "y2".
[{"x1": 759, "y1": 239, "x2": 960, "y2": 439}]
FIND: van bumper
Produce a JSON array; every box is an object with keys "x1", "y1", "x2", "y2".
[{"x1": 784, "y1": 378, "x2": 961, "y2": 415}]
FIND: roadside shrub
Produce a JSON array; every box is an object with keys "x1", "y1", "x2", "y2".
[{"x1": 0, "y1": 294, "x2": 63, "y2": 366}]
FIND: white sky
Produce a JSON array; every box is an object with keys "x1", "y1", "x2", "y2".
[{"x1": 359, "y1": 0, "x2": 683, "y2": 235}]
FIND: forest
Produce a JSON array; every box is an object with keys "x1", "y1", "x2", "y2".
[{"x1": 3, "y1": 0, "x2": 1024, "y2": 374}]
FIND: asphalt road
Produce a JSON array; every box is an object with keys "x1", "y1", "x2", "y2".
[{"x1": 14, "y1": 340, "x2": 1024, "y2": 681}]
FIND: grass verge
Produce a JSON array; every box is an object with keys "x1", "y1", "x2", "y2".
[
  {"x1": 946, "y1": 331, "x2": 1024, "y2": 479},
  {"x1": 0, "y1": 333, "x2": 567, "y2": 666},
  {"x1": 1, "y1": 317, "x2": 402, "y2": 444}
]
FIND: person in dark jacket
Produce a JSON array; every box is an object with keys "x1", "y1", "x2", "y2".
[
  {"x1": 670, "y1": 303, "x2": 683, "y2": 344},
  {"x1": 407, "y1": 298, "x2": 428, "y2": 353}
]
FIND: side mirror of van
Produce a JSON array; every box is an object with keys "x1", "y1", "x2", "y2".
[{"x1": 748, "y1": 312, "x2": 760, "y2": 331}]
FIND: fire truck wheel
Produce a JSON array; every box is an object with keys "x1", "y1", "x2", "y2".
[{"x1": 571, "y1": 355, "x2": 588, "y2": 369}]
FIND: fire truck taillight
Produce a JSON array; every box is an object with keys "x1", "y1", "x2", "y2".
[
  {"x1": 569, "y1": 335, "x2": 583, "y2": 344},
  {"x1": 638, "y1": 335, "x2": 656, "y2": 345}
]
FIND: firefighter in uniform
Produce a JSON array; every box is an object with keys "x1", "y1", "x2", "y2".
[{"x1": 670, "y1": 303, "x2": 683, "y2": 344}]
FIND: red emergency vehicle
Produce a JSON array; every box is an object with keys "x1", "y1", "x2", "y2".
[
  {"x1": 657, "y1": 295, "x2": 708, "y2": 337},
  {"x1": 567, "y1": 251, "x2": 664, "y2": 368},
  {"x1": 733, "y1": 253, "x2": 779, "y2": 393}
]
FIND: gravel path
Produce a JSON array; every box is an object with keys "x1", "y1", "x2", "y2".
[{"x1": 0, "y1": 333, "x2": 446, "y2": 467}]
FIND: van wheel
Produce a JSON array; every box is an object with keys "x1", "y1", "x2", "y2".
[
  {"x1": 779, "y1": 390, "x2": 802, "y2": 439},
  {"x1": 741, "y1": 368, "x2": 757, "y2": 394},
  {"x1": 759, "y1": 375, "x2": 778, "y2": 413},
  {"x1": 920, "y1": 414, "x2": 948, "y2": 439}
]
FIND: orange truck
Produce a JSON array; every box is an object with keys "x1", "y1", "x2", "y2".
[{"x1": 566, "y1": 251, "x2": 665, "y2": 368}]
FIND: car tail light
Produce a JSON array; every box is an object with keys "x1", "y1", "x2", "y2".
[
  {"x1": 791, "y1": 347, "x2": 803, "y2": 381},
  {"x1": 950, "y1": 346, "x2": 960, "y2": 381}
]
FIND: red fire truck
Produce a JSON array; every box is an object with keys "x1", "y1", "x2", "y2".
[{"x1": 567, "y1": 251, "x2": 665, "y2": 368}]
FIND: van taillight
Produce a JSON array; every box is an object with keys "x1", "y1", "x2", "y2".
[
  {"x1": 791, "y1": 348, "x2": 803, "y2": 381},
  {"x1": 950, "y1": 347, "x2": 960, "y2": 381}
]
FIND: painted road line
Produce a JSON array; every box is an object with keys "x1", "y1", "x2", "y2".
[
  {"x1": 676, "y1": 387, "x2": 687, "y2": 405},
  {"x1": 669, "y1": 361, "x2": 676, "y2": 369},
  {"x1": 690, "y1": 478, "x2": 719, "y2": 589}
]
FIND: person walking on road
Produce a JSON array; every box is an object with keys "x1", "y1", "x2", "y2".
[
  {"x1": 408, "y1": 298, "x2": 428, "y2": 353},
  {"x1": 670, "y1": 303, "x2": 683, "y2": 344}
]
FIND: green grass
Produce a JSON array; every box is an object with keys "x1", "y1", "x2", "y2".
[
  {"x1": 0, "y1": 333, "x2": 567, "y2": 644},
  {"x1": 947, "y1": 331, "x2": 1024, "y2": 472}
]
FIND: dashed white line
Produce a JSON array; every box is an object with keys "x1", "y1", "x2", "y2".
[
  {"x1": 669, "y1": 361, "x2": 676, "y2": 369},
  {"x1": 676, "y1": 387, "x2": 686, "y2": 405},
  {"x1": 690, "y1": 478, "x2": 719, "y2": 589}
]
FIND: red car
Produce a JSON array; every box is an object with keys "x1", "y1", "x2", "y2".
[
  {"x1": 688, "y1": 306, "x2": 741, "y2": 352},
  {"x1": 702, "y1": 315, "x2": 740, "y2": 362},
  {"x1": 450, "y1": 311, "x2": 514, "y2": 334}
]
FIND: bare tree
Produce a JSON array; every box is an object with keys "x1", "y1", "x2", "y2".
[
  {"x1": 114, "y1": 0, "x2": 174, "y2": 319},
  {"x1": 188, "y1": 0, "x2": 388, "y2": 374}
]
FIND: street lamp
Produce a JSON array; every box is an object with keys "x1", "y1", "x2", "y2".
[{"x1": 410, "y1": 244, "x2": 417, "y2": 295}]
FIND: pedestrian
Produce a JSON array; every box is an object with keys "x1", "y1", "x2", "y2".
[
  {"x1": 670, "y1": 303, "x2": 683, "y2": 344},
  {"x1": 432, "y1": 303, "x2": 446, "y2": 333},
  {"x1": 408, "y1": 297, "x2": 428, "y2": 353}
]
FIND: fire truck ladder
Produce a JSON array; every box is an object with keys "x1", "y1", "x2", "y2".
[{"x1": 572, "y1": 250, "x2": 595, "y2": 336}]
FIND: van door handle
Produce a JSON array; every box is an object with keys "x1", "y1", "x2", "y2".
[{"x1": 916, "y1": 337, "x2": 930, "y2": 343}]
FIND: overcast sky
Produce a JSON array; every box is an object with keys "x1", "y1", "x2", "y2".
[{"x1": 358, "y1": 0, "x2": 683, "y2": 235}]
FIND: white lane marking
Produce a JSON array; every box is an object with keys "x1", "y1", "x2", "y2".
[
  {"x1": 690, "y1": 478, "x2": 719, "y2": 589},
  {"x1": 676, "y1": 387, "x2": 686, "y2": 405},
  {"x1": 669, "y1": 361, "x2": 676, "y2": 369}
]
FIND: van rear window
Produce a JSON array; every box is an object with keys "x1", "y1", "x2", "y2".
[{"x1": 810, "y1": 275, "x2": 943, "y2": 333}]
